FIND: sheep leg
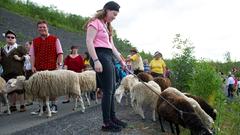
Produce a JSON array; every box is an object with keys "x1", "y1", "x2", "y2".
[
  {"x1": 78, "y1": 95, "x2": 85, "y2": 113},
  {"x1": 84, "y1": 93, "x2": 90, "y2": 106},
  {"x1": 4, "y1": 93, "x2": 10, "y2": 115},
  {"x1": 125, "y1": 92, "x2": 128, "y2": 106},
  {"x1": 152, "y1": 109, "x2": 156, "y2": 121},
  {"x1": 158, "y1": 113, "x2": 165, "y2": 132},
  {"x1": 45, "y1": 97, "x2": 52, "y2": 117},
  {"x1": 169, "y1": 122, "x2": 175, "y2": 134},
  {"x1": 137, "y1": 103, "x2": 145, "y2": 120},
  {"x1": 175, "y1": 124, "x2": 180, "y2": 135},
  {"x1": 39, "y1": 101, "x2": 44, "y2": 116},
  {"x1": 73, "y1": 96, "x2": 78, "y2": 111}
]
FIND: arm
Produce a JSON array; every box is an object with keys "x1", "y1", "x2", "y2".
[
  {"x1": 29, "y1": 44, "x2": 36, "y2": 73},
  {"x1": 111, "y1": 41, "x2": 126, "y2": 69},
  {"x1": 56, "y1": 38, "x2": 63, "y2": 69},
  {"x1": 86, "y1": 26, "x2": 102, "y2": 72}
]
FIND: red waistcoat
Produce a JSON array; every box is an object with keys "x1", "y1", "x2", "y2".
[{"x1": 33, "y1": 35, "x2": 57, "y2": 71}]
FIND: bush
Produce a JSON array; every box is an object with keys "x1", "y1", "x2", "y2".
[{"x1": 188, "y1": 61, "x2": 222, "y2": 104}]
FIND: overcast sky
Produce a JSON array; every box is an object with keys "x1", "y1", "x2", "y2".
[{"x1": 28, "y1": 0, "x2": 240, "y2": 62}]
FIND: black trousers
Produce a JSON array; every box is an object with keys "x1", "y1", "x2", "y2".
[{"x1": 92, "y1": 48, "x2": 117, "y2": 124}]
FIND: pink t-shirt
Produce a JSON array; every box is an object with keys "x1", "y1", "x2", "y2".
[
  {"x1": 88, "y1": 19, "x2": 112, "y2": 49},
  {"x1": 29, "y1": 38, "x2": 63, "y2": 57}
]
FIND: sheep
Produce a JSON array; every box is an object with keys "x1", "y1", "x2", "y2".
[
  {"x1": 0, "y1": 77, "x2": 10, "y2": 114},
  {"x1": 9, "y1": 70, "x2": 85, "y2": 117},
  {"x1": 153, "y1": 77, "x2": 171, "y2": 91},
  {"x1": 164, "y1": 87, "x2": 214, "y2": 129},
  {"x1": 130, "y1": 80, "x2": 161, "y2": 121},
  {"x1": 185, "y1": 93, "x2": 217, "y2": 120},
  {"x1": 77, "y1": 70, "x2": 97, "y2": 106},
  {"x1": 156, "y1": 91, "x2": 213, "y2": 135},
  {"x1": 114, "y1": 74, "x2": 139, "y2": 105},
  {"x1": 137, "y1": 72, "x2": 153, "y2": 82}
]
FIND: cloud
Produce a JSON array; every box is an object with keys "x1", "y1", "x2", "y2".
[{"x1": 29, "y1": 0, "x2": 240, "y2": 61}]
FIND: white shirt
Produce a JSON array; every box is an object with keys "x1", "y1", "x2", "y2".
[
  {"x1": 237, "y1": 81, "x2": 240, "y2": 88},
  {"x1": 227, "y1": 76, "x2": 235, "y2": 85},
  {"x1": 24, "y1": 54, "x2": 31, "y2": 70},
  {"x1": 4, "y1": 43, "x2": 18, "y2": 54}
]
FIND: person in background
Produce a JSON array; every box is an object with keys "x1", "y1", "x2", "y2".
[
  {"x1": 149, "y1": 51, "x2": 166, "y2": 77},
  {"x1": 226, "y1": 74, "x2": 235, "y2": 99},
  {"x1": 30, "y1": 20, "x2": 63, "y2": 114},
  {"x1": 0, "y1": 30, "x2": 27, "y2": 112},
  {"x1": 237, "y1": 77, "x2": 240, "y2": 96},
  {"x1": 83, "y1": 51, "x2": 92, "y2": 70},
  {"x1": 143, "y1": 59, "x2": 150, "y2": 73},
  {"x1": 127, "y1": 47, "x2": 144, "y2": 75},
  {"x1": 62, "y1": 45, "x2": 85, "y2": 103},
  {"x1": 23, "y1": 41, "x2": 33, "y2": 106},
  {"x1": 85, "y1": 1, "x2": 127, "y2": 132},
  {"x1": 165, "y1": 67, "x2": 171, "y2": 78}
]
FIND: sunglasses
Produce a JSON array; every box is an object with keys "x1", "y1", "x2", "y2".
[{"x1": 6, "y1": 36, "x2": 15, "y2": 39}]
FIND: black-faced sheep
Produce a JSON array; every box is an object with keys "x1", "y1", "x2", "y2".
[{"x1": 156, "y1": 91, "x2": 213, "y2": 135}]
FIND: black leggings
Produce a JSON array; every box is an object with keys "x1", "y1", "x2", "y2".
[{"x1": 92, "y1": 48, "x2": 117, "y2": 124}]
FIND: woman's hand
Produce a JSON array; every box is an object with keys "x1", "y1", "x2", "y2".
[
  {"x1": 120, "y1": 60, "x2": 127, "y2": 70},
  {"x1": 94, "y1": 60, "x2": 103, "y2": 72}
]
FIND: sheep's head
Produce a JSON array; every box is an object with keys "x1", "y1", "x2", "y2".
[
  {"x1": 137, "y1": 72, "x2": 153, "y2": 82},
  {"x1": 6, "y1": 76, "x2": 26, "y2": 93},
  {"x1": 115, "y1": 85, "x2": 125, "y2": 103}
]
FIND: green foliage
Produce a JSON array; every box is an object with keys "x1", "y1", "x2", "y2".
[
  {"x1": 170, "y1": 34, "x2": 196, "y2": 91},
  {"x1": 0, "y1": 0, "x2": 89, "y2": 33},
  {"x1": 188, "y1": 61, "x2": 222, "y2": 103}
]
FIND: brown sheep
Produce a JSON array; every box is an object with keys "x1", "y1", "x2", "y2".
[
  {"x1": 156, "y1": 91, "x2": 213, "y2": 135},
  {"x1": 137, "y1": 72, "x2": 153, "y2": 82},
  {"x1": 153, "y1": 77, "x2": 171, "y2": 91}
]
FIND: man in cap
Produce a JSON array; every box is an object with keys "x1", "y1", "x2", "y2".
[{"x1": 0, "y1": 30, "x2": 27, "y2": 112}]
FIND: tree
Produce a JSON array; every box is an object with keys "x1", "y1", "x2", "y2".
[
  {"x1": 224, "y1": 51, "x2": 231, "y2": 63},
  {"x1": 170, "y1": 34, "x2": 196, "y2": 92}
]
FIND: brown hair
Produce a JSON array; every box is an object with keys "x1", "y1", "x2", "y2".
[
  {"x1": 37, "y1": 20, "x2": 48, "y2": 27},
  {"x1": 84, "y1": 9, "x2": 113, "y2": 37}
]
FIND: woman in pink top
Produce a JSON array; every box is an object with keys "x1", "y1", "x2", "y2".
[{"x1": 86, "y1": 1, "x2": 126, "y2": 132}]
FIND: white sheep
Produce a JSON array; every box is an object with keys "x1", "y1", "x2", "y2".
[
  {"x1": 77, "y1": 70, "x2": 98, "y2": 105},
  {"x1": 130, "y1": 80, "x2": 161, "y2": 121},
  {"x1": 0, "y1": 77, "x2": 10, "y2": 114},
  {"x1": 164, "y1": 87, "x2": 214, "y2": 129},
  {"x1": 10, "y1": 70, "x2": 85, "y2": 117},
  {"x1": 114, "y1": 74, "x2": 139, "y2": 105}
]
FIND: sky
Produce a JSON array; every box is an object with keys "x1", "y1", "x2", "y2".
[{"x1": 27, "y1": 0, "x2": 240, "y2": 62}]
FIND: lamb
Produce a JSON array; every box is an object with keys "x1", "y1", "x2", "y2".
[
  {"x1": 77, "y1": 70, "x2": 97, "y2": 106},
  {"x1": 153, "y1": 77, "x2": 171, "y2": 91},
  {"x1": 164, "y1": 87, "x2": 214, "y2": 129},
  {"x1": 9, "y1": 70, "x2": 85, "y2": 117},
  {"x1": 130, "y1": 80, "x2": 161, "y2": 121},
  {"x1": 156, "y1": 91, "x2": 213, "y2": 135},
  {"x1": 114, "y1": 74, "x2": 139, "y2": 105},
  {"x1": 0, "y1": 77, "x2": 10, "y2": 114}
]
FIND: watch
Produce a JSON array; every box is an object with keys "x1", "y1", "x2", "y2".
[{"x1": 58, "y1": 63, "x2": 63, "y2": 66}]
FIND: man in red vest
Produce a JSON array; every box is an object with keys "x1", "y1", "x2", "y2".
[{"x1": 29, "y1": 20, "x2": 63, "y2": 114}]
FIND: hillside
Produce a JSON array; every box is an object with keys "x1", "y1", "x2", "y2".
[{"x1": 0, "y1": 8, "x2": 86, "y2": 54}]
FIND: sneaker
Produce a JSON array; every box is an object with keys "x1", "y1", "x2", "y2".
[
  {"x1": 62, "y1": 100, "x2": 70, "y2": 104},
  {"x1": 101, "y1": 122, "x2": 122, "y2": 132},
  {"x1": 51, "y1": 104, "x2": 58, "y2": 114},
  {"x1": 112, "y1": 118, "x2": 127, "y2": 128},
  {"x1": 10, "y1": 106, "x2": 17, "y2": 112},
  {"x1": 20, "y1": 105, "x2": 26, "y2": 112}
]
